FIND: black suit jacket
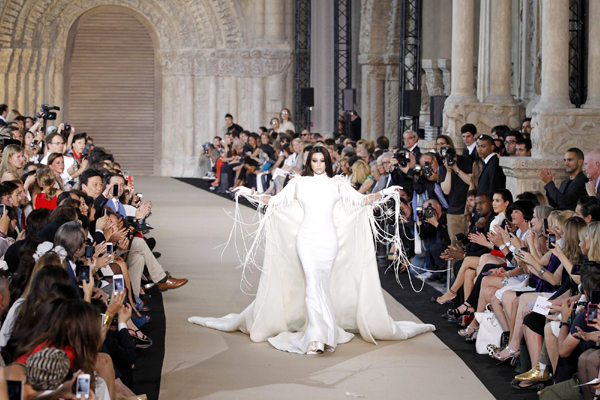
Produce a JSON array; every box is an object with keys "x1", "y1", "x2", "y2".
[
  {"x1": 462, "y1": 147, "x2": 477, "y2": 162},
  {"x1": 544, "y1": 171, "x2": 588, "y2": 210},
  {"x1": 411, "y1": 146, "x2": 421, "y2": 163},
  {"x1": 477, "y1": 154, "x2": 505, "y2": 196}
]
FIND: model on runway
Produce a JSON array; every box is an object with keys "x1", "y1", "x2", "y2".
[{"x1": 189, "y1": 146, "x2": 435, "y2": 354}]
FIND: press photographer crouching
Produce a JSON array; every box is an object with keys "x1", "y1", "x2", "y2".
[{"x1": 416, "y1": 199, "x2": 450, "y2": 283}]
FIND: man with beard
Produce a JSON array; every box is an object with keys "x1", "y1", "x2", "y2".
[
  {"x1": 503, "y1": 131, "x2": 522, "y2": 157},
  {"x1": 539, "y1": 148, "x2": 587, "y2": 210}
]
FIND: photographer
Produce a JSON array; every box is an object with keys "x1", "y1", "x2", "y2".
[
  {"x1": 388, "y1": 148, "x2": 414, "y2": 196},
  {"x1": 439, "y1": 142, "x2": 473, "y2": 247},
  {"x1": 412, "y1": 153, "x2": 449, "y2": 214},
  {"x1": 417, "y1": 198, "x2": 450, "y2": 282}
]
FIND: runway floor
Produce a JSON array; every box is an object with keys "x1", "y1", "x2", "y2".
[{"x1": 134, "y1": 177, "x2": 495, "y2": 400}]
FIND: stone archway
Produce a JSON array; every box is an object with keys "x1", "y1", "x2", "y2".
[{"x1": 64, "y1": 5, "x2": 161, "y2": 175}]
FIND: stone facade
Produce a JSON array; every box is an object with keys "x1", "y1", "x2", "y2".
[{"x1": 0, "y1": 0, "x2": 293, "y2": 177}]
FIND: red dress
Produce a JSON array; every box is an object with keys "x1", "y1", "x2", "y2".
[{"x1": 35, "y1": 192, "x2": 58, "y2": 210}]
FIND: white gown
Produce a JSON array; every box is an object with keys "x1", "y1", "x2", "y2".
[{"x1": 189, "y1": 174, "x2": 435, "y2": 354}]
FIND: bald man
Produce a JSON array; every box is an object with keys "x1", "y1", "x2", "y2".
[{"x1": 583, "y1": 149, "x2": 600, "y2": 199}]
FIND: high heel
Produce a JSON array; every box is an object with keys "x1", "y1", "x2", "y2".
[
  {"x1": 431, "y1": 289, "x2": 457, "y2": 305},
  {"x1": 458, "y1": 326, "x2": 478, "y2": 339},
  {"x1": 446, "y1": 302, "x2": 473, "y2": 320},
  {"x1": 490, "y1": 345, "x2": 520, "y2": 365}
]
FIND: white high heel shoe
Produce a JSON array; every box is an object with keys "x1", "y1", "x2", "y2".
[{"x1": 307, "y1": 341, "x2": 325, "y2": 355}]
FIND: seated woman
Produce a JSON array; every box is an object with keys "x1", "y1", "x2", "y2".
[
  {"x1": 488, "y1": 210, "x2": 574, "y2": 362},
  {"x1": 31, "y1": 167, "x2": 62, "y2": 210},
  {"x1": 512, "y1": 216, "x2": 587, "y2": 390},
  {"x1": 440, "y1": 200, "x2": 535, "y2": 325}
]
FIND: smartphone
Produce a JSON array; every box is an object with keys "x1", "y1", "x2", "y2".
[
  {"x1": 0, "y1": 204, "x2": 5, "y2": 216},
  {"x1": 76, "y1": 374, "x2": 90, "y2": 399},
  {"x1": 588, "y1": 304, "x2": 598, "y2": 324},
  {"x1": 106, "y1": 242, "x2": 113, "y2": 254},
  {"x1": 7, "y1": 380, "x2": 23, "y2": 400},
  {"x1": 85, "y1": 245, "x2": 94, "y2": 259},
  {"x1": 548, "y1": 233, "x2": 556, "y2": 249},
  {"x1": 112, "y1": 185, "x2": 119, "y2": 197},
  {"x1": 113, "y1": 274, "x2": 125, "y2": 294},
  {"x1": 543, "y1": 218, "x2": 549, "y2": 235},
  {"x1": 80, "y1": 265, "x2": 90, "y2": 283}
]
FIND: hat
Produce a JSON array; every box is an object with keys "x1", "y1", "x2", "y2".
[{"x1": 26, "y1": 347, "x2": 71, "y2": 391}]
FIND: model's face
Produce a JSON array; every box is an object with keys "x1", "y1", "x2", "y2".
[
  {"x1": 462, "y1": 132, "x2": 475, "y2": 146},
  {"x1": 311, "y1": 152, "x2": 326, "y2": 175},
  {"x1": 492, "y1": 194, "x2": 508, "y2": 214},
  {"x1": 9, "y1": 151, "x2": 24, "y2": 169},
  {"x1": 49, "y1": 156, "x2": 65, "y2": 174}
]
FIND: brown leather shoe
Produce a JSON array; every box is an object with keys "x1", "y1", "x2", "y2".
[{"x1": 157, "y1": 277, "x2": 188, "y2": 291}]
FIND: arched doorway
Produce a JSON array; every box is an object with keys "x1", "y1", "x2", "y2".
[{"x1": 64, "y1": 6, "x2": 161, "y2": 175}]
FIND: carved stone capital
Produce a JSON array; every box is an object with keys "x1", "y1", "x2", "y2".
[
  {"x1": 192, "y1": 49, "x2": 291, "y2": 77},
  {"x1": 500, "y1": 156, "x2": 569, "y2": 196},
  {"x1": 443, "y1": 101, "x2": 523, "y2": 146},
  {"x1": 531, "y1": 109, "x2": 600, "y2": 158}
]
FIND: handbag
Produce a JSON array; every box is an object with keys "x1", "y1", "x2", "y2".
[{"x1": 474, "y1": 305, "x2": 504, "y2": 355}]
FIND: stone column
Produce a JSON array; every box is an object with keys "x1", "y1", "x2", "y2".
[
  {"x1": 534, "y1": 0, "x2": 572, "y2": 110},
  {"x1": 485, "y1": 0, "x2": 513, "y2": 104},
  {"x1": 447, "y1": 0, "x2": 478, "y2": 103},
  {"x1": 584, "y1": 0, "x2": 600, "y2": 109},
  {"x1": 264, "y1": 0, "x2": 287, "y2": 120}
]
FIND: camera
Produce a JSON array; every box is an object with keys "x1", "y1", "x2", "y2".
[
  {"x1": 36, "y1": 104, "x2": 60, "y2": 120},
  {"x1": 394, "y1": 148, "x2": 411, "y2": 167},
  {"x1": 422, "y1": 163, "x2": 434, "y2": 180},
  {"x1": 419, "y1": 204, "x2": 436, "y2": 221},
  {"x1": 64, "y1": 123, "x2": 71, "y2": 133},
  {"x1": 571, "y1": 257, "x2": 600, "y2": 275},
  {"x1": 413, "y1": 164, "x2": 422, "y2": 176},
  {"x1": 440, "y1": 145, "x2": 456, "y2": 166},
  {"x1": 30, "y1": 140, "x2": 39, "y2": 148},
  {"x1": 416, "y1": 206, "x2": 423, "y2": 220}
]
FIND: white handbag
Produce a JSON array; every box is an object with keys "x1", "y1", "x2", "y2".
[{"x1": 474, "y1": 306, "x2": 504, "y2": 355}]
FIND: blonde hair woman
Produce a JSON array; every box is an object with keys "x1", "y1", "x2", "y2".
[
  {"x1": 32, "y1": 167, "x2": 62, "y2": 210},
  {"x1": 351, "y1": 159, "x2": 376, "y2": 194},
  {"x1": 0, "y1": 144, "x2": 25, "y2": 181}
]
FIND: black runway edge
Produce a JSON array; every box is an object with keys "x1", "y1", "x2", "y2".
[
  {"x1": 132, "y1": 285, "x2": 166, "y2": 400},
  {"x1": 379, "y1": 269, "x2": 538, "y2": 400},
  {"x1": 176, "y1": 177, "x2": 538, "y2": 400},
  {"x1": 175, "y1": 177, "x2": 257, "y2": 209}
]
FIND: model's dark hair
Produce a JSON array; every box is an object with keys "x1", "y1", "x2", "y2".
[{"x1": 302, "y1": 146, "x2": 334, "y2": 178}]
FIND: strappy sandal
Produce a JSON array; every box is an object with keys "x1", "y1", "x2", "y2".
[
  {"x1": 490, "y1": 345, "x2": 520, "y2": 366},
  {"x1": 431, "y1": 289, "x2": 457, "y2": 305},
  {"x1": 446, "y1": 302, "x2": 473, "y2": 320},
  {"x1": 128, "y1": 328, "x2": 153, "y2": 349},
  {"x1": 458, "y1": 325, "x2": 478, "y2": 339}
]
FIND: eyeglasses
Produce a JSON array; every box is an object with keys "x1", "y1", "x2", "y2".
[
  {"x1": 505, "y1": 140, "x2": 517, "y2": 144},
  {"x1": 301, "y1": 133, "x2": 309, "y2": 136}
]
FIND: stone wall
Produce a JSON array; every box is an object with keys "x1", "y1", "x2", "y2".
[{"x1": 0, "y1": 0, "x2": 293, "y2": 177}]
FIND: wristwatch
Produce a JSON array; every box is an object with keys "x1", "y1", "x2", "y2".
[
  {"x1": 539, "y1": 268, "x2": 546, "y2": 276},
  {"x1": 560, "y1": 322, "x2": 569, "y2": 328},
  {"x1": 499, "y1": 244, "x2": 507, "y2": 251}
]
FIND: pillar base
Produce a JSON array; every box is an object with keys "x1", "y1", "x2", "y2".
[
  {"x1": 483, "y1": 94, "x2": 516, "y2": 105},
  {"x1": 583, "y1": 99, "x2": 600, "y2": 110},
  {"x1": 499, "y1": 157, "x2": 568, "y2": 196},
  {"x1": 531, "y1": 108, "x2": 600, "y2": 158}
]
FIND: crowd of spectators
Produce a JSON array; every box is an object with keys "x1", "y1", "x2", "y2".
[
  {"x1": 201, "y1": 108, "x2": 600, "y2": 398},
  {"x1": 0, "y1": 103, "x2": 188, "y2": 400}
]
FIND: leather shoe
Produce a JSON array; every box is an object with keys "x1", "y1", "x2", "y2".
[
  {"x1": 157, "y1": 277, "x2": 188, "y2": 291},
  {"x1": 515, "y1": 362, "x2": 550, "y2": 382}
]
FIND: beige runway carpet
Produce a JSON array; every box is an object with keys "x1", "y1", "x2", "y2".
[{"x1": 135, "y1": 177, "x2": 494, "y2": 400}]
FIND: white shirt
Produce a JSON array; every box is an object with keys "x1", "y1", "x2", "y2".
[
  {"x1": 484, "y1": 153, "x2": 496, "y2": 164},
  {"x1": 408, "y1": 143, "x2": 418, "y2": 152},
  {"x1": 467, "y1": 142, "x2": 477, "y2": 155}
]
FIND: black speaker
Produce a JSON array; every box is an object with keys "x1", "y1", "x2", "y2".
[
  {"x1": 402, "y1": 90, "x2": 421, "y2": 118},
  {"x1": 300, "y1": 88, "x2": 314, "y2": 107},
  {"x1": 430, "y1": 95, "x2": 448, "y2": 127},
  {"x1": 343, "y1": 88, "x2": 356, "y2": 111}
]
